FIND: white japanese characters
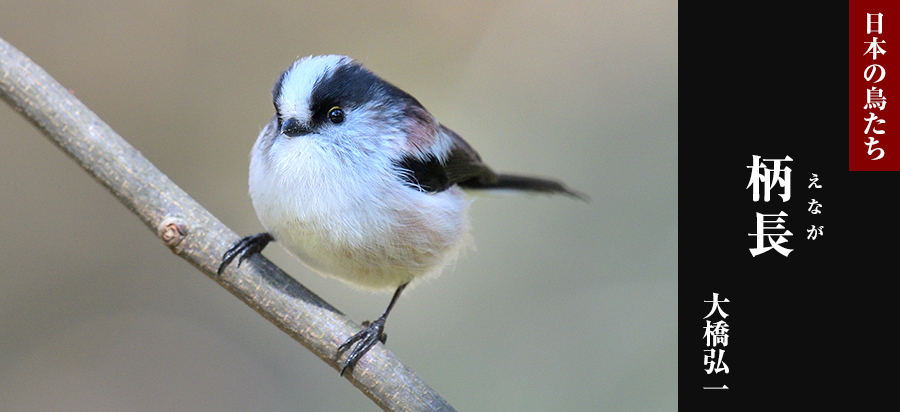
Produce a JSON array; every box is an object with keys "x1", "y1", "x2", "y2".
[
  {"x1": 746, "y1": 155, "x2": 793, "y2": 256},
  {"x1": 865, "y1": 86, "x2": 887, "y2": 110},
  {"x1": 806, "y1": 174, "x2": 824, "y2": 240},
  {"x1": 748, "y1": 212, "x2": 792, "y2": 257},
  {"x1": 746, "y1": 158, "x2": 825, "y2": 256},
  {"x1": 864, "y1": 13, "x2": 888, "y2": 160},
  {"x1": 703, "y1": 293, "x2": 730, "y2": 376}
]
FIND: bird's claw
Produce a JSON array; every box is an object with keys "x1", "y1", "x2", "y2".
[
  {"x1": 337, "y1": 316, "x2": 387, "y2": 376},
  {"x1": 217, "y1": 232, "x2": 273, "y2": 275}
]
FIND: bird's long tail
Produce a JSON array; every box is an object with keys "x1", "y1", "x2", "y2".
[{"x1": 460, "y1": 173, "x2": 589, "y2": 201}]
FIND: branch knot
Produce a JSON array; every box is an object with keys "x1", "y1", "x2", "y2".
[{"x1": 158, "y1": 216, "x2": 188, "y2": 248}]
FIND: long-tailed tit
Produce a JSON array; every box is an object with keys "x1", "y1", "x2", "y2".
[{"x1": 218, "y1": 55, "x2": 585, "y2": 375}]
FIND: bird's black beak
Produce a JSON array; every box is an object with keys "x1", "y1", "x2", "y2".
[{"x1": 281, "y1": 117, "x2": 311, "y2": 137}]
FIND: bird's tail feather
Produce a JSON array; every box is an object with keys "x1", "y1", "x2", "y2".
[{"x1": 461, "y1": 173, "x2": 589, "y2": 202}]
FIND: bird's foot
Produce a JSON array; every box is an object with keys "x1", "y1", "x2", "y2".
[
  {"x1": 217, "y1": 232, "x2": 273, "y2": 275},
  {"x1": 337, "y1": 316, "x2": 387, "y2": 376}
]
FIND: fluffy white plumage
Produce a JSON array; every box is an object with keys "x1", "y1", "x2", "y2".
[{"x1": 249, "y1": 55, "x2": 470, "y2": 291}]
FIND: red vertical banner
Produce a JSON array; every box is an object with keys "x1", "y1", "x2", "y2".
[{"x1": 852, "y1": 2, "x2": 900, "y2": 170}]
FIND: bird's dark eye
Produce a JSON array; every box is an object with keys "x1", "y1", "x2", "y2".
[{"x1": 328, "y1": 106, "x2": 344, "y2": 124}]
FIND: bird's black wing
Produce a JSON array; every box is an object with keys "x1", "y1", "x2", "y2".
[
  {"x1": 395, "y1": 125, "x2": 587, "y2": 200},
  {"x1": 444, "y1": 126, "x2": 588, "y2": 200},
  {"x1": 393, "y1": 125, "x2": 494, "y2": 193}
]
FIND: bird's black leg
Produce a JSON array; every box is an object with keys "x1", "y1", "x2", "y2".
[
  {"x1": 337, "y1": 282, "x2": 408, "y2": 376},
  {"x1": 217, "y1": 232, "x2": 274, "y2": 275}
]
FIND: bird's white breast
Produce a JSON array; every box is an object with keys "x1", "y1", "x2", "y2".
[{"x1": 248, "y1": 124, "x2": 471, "y2": 291}]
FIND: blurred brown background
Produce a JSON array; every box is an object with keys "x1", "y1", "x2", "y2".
[{"x1": 1, "y1": 1, "x2": 677, "y2": 410}]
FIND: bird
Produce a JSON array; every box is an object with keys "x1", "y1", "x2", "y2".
[{"x1": 218, "y1": 55, "x2": 586, "y2": 376}]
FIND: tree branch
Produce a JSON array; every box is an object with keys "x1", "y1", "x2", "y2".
[{"x1": 1, "y1": 36, "x2": 454, "y2": 412}]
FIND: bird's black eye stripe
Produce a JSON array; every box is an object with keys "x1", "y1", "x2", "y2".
[{"x1": 272, "y1": 69, "x2": 289, "y2": 128}]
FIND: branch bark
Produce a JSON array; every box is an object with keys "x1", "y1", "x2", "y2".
[{"x1": 1, "y1": 36, "x2": 454, "y2": 412}]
